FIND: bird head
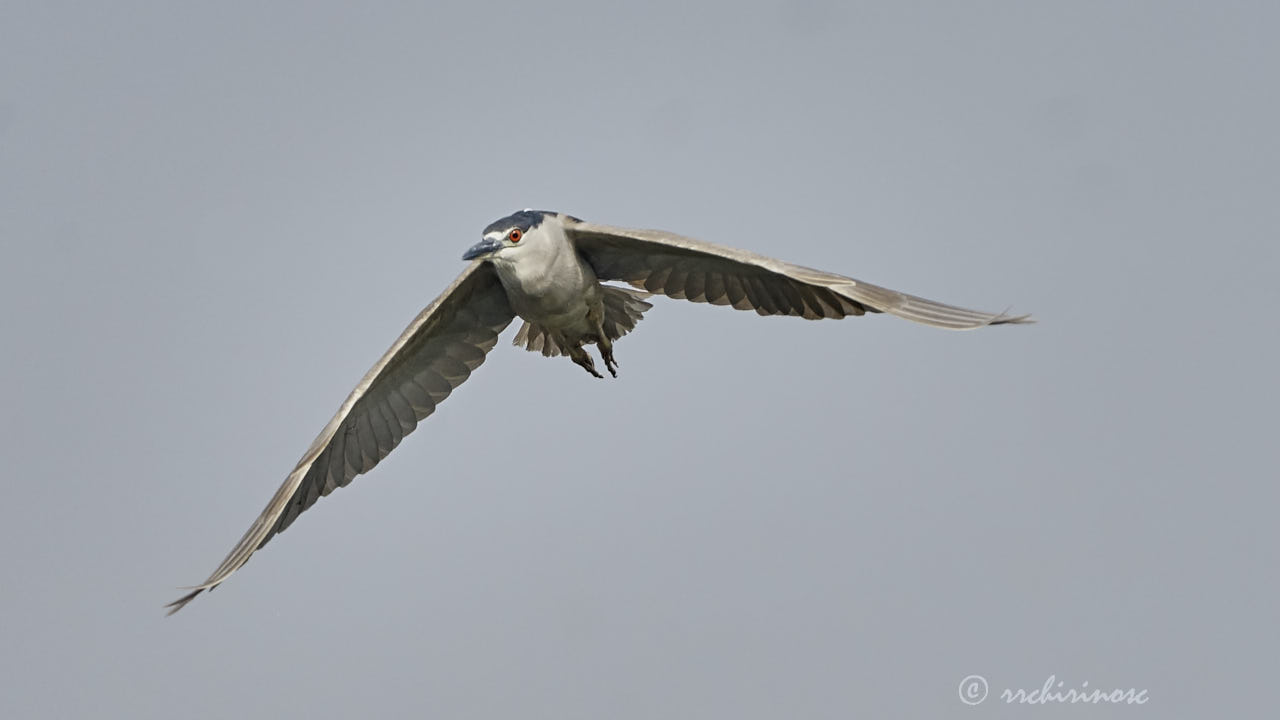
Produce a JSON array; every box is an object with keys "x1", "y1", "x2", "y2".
[{"x1": 463, "y1": 209, "x2": 561, "y2": 262}]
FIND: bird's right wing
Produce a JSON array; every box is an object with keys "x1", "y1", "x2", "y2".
[
  {"x1": 566, "y1": 220, "x2": 1031, "y2": 329},
  {"x1": 167, "y1": 260, "x2": 514, "y2": 614}
]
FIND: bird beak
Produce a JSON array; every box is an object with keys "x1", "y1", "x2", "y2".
[{"x1": 462, "y1": 237, "x2": 504, "y2": 261}]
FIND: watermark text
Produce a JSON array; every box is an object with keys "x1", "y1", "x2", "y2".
[{"x1": 959, "y1": 674, "x2": 1149, "y2": 706}]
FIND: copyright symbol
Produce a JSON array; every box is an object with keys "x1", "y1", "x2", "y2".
[{"x1": 959, "y1": 674, "x2": 988, "y2": 705}]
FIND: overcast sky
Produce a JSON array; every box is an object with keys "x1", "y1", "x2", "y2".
[{"x1": 1, "y1": 1, "x2": 1276, "y2": 718}]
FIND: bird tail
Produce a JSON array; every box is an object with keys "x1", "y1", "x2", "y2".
[
  {"x1": 512, "y1": 285, "x2": 653, "y2": 357},
  {"x1": 512, "y1": 321, "x2": 567, "y2": 356},
  {"x1": 599, "y1": 285, "x2": 653, "y2": 342}
]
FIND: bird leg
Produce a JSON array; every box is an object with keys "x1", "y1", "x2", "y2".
[
  {"x1": 597, "y1": 336, "x2": 618, "y2": 378},
  {"x1": 568, "y1": 345, "x2": 604, "y2": 379},
  {"x1": 590, "y1": 311, "x2": 619, "y2": 378}
]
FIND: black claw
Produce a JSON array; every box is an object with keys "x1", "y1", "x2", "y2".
[{"x1": 601, "y1": 350, "x2": 619, "y2": 378}]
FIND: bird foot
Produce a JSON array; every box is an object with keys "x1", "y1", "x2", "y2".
[
  {"x1": 570, "y1": 350, "x2": 604, "y2": 379},
  {"x1": 600, "y1": 347, "x2": 618, "y2": 378}
]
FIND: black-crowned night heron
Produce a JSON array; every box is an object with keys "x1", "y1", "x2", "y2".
[{"x1": 167, "y1": 209, "x2": 1030, "y2": 613}]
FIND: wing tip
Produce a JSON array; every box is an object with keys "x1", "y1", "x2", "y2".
[
  {"x1": 888, "y1": 302, "x2": 1036, "y2": 330},
  {"x1": 164, "y1": 578, "x2": 224, "y2": 616},
  {"x1": 164, "y1": 587, "x2": 205, "y2": 616},
  {"x1": 974, "y1": 308, "x2": 1035, "y2": 328}
]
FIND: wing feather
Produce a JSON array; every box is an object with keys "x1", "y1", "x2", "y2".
[
  {"x1": 167, "y1": 261, "x2": 513, "y2": 614},
  {"x1": 567, "y1": 221, "x2": 1030, "y2": 329}
]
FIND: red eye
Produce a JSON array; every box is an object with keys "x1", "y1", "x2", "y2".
[{"x1": 508, "y1": 229, "x2": 522, "y2": 242}]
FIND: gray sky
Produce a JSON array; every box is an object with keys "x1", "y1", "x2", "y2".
[{"x1": 2, "y1": 1, "x2": 1276, "y2": 718}]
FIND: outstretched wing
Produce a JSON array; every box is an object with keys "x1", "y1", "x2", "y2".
[
  {"x1": 167, "y1": 261, "x2": 514, "y2": 614},
  {"x1": 565, "y1": 220, "x2": 1030, "y2": 329}
]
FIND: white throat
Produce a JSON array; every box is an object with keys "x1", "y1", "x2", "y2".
[{"x1": 488, "y1": 219, "x2": 599, "y2": 324}]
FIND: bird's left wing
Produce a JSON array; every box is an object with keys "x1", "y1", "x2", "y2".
[
  {"x1": 167, "y1": 260, "x2": 514, "y2": 614},
  {"x1": 565, "y1": 219, "x2": 1030, "y2": 329}
]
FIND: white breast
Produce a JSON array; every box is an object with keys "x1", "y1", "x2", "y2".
[{"x1": 491, "y1": 223, "x2": 602, "y2": 331}]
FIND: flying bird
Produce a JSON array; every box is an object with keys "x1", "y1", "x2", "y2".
[{"x1": 167, "y1": 209, "x2": 1030, "y2": 613}]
